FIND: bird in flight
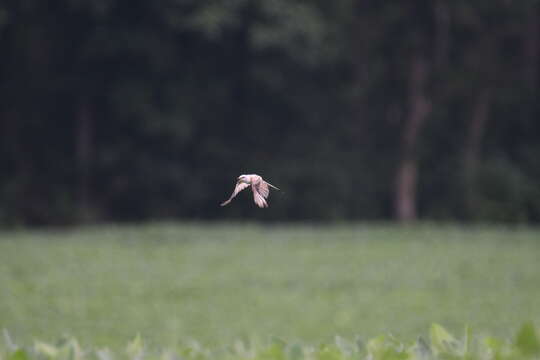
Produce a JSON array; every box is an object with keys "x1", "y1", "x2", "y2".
[{"x1": 221, "y1": 174, "x2": 280, "y2": 208}]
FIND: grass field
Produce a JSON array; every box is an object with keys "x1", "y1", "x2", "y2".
[{"x1": 0, "y1": 223, "x2": 539, "y2": 350}]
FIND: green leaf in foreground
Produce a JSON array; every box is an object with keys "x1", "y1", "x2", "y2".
[
  {"x1": 515, "y1": 322, "x2": 540, "y2": 356},
  {"x1": 126, "y1": 334, "x2": 144, "y2": 360},
  {"x1": 256, "y1": 339, "x2": 286, "y2": 360},
  {"x1": 2, "y1": 324, "x2": 540, "y2": 360},
  {"x1": 7, "y1": 350, "x2": 28, "y2": 360},
  {"x1": 367, "y1": 335, "x2": 408, "y2": 360},
  {"x1": 34, "y1": 341, "x2": 59, "y2": 359},
  {"x1": 429, "y1": 324, "x2": 461, "y2": 357}
]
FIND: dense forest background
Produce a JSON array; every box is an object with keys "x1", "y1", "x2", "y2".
[{"x1": 1, "y1": 0, "x2": 539, "y2": 226}]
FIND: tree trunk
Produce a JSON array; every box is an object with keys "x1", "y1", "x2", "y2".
[
  {"x1": 395, "y1": 53, "x2": 431, "y2": 222},
  {"x1": 76, "y1": 98, "x2": 93, "y2": 223}
]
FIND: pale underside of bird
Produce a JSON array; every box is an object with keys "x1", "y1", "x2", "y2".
[{"x1": 221, "y1": 174, "x2": 280, "y2": 208}]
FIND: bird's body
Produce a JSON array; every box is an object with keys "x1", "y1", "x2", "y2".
[{"x1": 221, "y1": 174, "x2": 280, "y2": 208}]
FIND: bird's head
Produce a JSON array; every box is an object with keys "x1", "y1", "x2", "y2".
[{"x1": 237, "y1": 175, "x2": 250, "y2": 184}]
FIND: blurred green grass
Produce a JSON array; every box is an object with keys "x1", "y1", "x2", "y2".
[{"x1": 0, "y1": 223, "x2": 539, "y2": 349}]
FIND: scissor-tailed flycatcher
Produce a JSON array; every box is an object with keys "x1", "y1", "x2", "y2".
[{"x1": 221, "y1": 174, "x2": 280, "y2": 208}]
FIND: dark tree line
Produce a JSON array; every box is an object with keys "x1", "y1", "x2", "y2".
[{"x1": 1, "y1": 0, "x2": 539, "y2": 225}]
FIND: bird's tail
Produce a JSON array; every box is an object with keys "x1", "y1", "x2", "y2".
[{"x1": 265, "y1": 181, "x2": 280, "y2": 191}]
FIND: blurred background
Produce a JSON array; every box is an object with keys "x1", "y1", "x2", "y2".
[
  {"x1": 1, "y1": 1, "x2": 540, "y2": 351},
  {"x1": 1, "y1": 0, "x2": 540, "y2": 226}
]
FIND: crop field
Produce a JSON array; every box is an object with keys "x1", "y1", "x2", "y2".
[{"x1": 0, "y1": 223, "x2": 539, "y2": 355}]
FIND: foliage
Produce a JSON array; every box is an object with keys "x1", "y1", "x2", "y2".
[
  {"x1": 1, "y1": 1, "x2": 539, "y2": 225},
  {"x1": 1, "y1": 223, "x2": 539, "y2": 348},
  {"x1": 1, "y1": 324, "x2": 540, "y2": 360}
]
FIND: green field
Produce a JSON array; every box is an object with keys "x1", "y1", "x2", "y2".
[{"x1": 0, "y1": 223, "x2": 539, "y2": 350}]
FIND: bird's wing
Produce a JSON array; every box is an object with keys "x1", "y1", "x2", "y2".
[
  {"x1": 220, "y1": 182, "x2": 250, "y2": 206},
  {"x1": 252, "y1": 186, "x2": 268, "y2": 208},
  {"x1": 256, "y1": 180, "x2": 280, "y2": 199},
  {"x1": 257, "y1": 181, "x2": 270, "y2": 199}
]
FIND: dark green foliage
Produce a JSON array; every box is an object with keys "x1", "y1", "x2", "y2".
[{"x1": 0, "y1": 0, "x2": 539, "y2": 224}]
